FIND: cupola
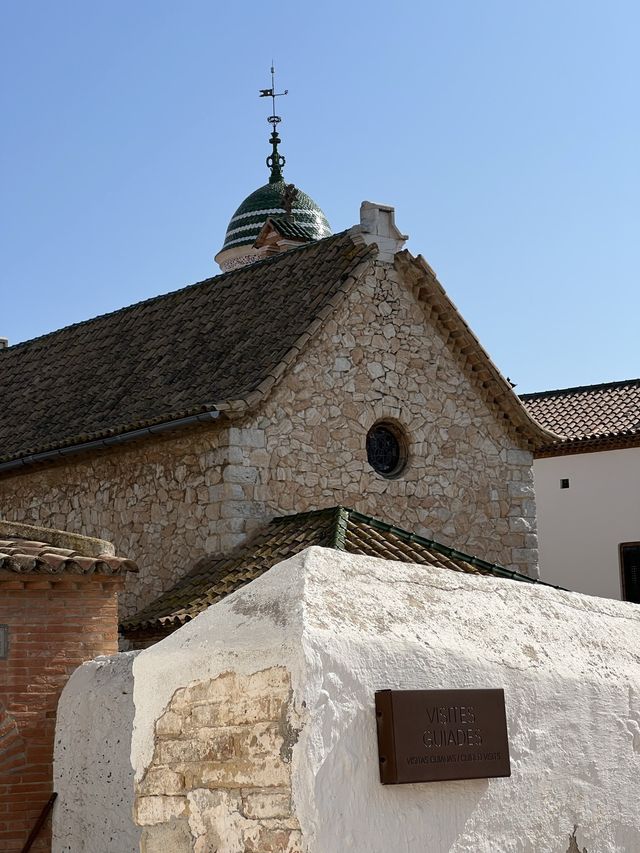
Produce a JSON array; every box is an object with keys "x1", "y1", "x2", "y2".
[{"x1": 214, "y1": 68, "x2": 332, "y2": 272}]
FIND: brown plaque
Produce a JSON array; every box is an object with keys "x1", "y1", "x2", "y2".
[{"x1": 375, "y1": 688, "x2": 510, "y2": 784}]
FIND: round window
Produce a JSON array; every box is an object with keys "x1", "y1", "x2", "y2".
[{"x1": 366, "y1": 422, "x2": 408, "y2": 478}]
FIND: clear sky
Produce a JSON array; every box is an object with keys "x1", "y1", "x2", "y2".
[{"x1": 1, "y1": 1, "x2": 638, "y2": 393}]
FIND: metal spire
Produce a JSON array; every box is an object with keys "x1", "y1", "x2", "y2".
[{"x1": 259, "y1": 64, "x2": 288, "y2": 184}]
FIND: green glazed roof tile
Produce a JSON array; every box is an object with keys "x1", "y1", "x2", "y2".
[
  {"x1": 220, "y1": 180, "x2": 331, "y2": 251},
  {"x1": 122, "y1": 506, "x2": 564, "y2": 636}
]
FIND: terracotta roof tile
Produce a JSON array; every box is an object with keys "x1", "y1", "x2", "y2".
[
  {"x1": 0, "y1": 537, "x2": 136, "y2": 575},
  {"x1": 0, "y1": 522, "x2": 137, "y2": 576},
  {"x1": 521, "y1": 378, "x2": 640, "y2": 454},
  {"x1": 122, "y1": 507, "x2": 560, "y2": 635}
]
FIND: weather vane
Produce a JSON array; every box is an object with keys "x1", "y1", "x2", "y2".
[{"x1": 259, "y1": 64, "x2": 288, "y2": 183}]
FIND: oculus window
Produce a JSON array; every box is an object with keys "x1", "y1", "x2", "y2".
[{"x1": 366, "y1": 421, "x2": 408, "y2": 478}]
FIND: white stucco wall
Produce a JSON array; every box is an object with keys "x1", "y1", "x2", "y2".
[
  {"x1": 534, "y1": 446, "x2": 640, "y2": 599},
  {"x1": 53, "y1": 652, "x2": 141, "y2": 853},
  {"x1": 131, "y1": 547, "x2": 640, "y2": 853}
]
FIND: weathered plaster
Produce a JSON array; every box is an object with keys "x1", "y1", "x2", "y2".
[
  {"x1": 136, "y1": 668, "x2": 303, "y2": 851},
  {"x1": 131, "y1": 547, "x2": 640, "y2": 852},
  {"x1": 53, "y1": 652, "x2": 141, "y2": 853}
]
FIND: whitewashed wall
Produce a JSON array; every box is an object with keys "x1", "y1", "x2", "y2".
[
  {"x1": 129, "y1": 547, "x2": 640, "y2": 853},
  {"x1": 534, "y1": 446, "x2": 640, "y2": 598},
  {"x1": 53, "y1": 652, "x2": 141, "y2": 853}
]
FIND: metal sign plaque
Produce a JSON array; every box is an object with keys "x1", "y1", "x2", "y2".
[{"x1": 375, "y1": 688, "x2": 510, "y2": 784}]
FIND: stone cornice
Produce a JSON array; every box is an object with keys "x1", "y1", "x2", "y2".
[{"x1": 394, "y1": 251, "x2": 562, "y2": 450}]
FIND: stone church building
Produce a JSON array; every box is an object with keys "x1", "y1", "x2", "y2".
[{"x1": 0, "y1": 135, "x2": 557, "y2": 628}]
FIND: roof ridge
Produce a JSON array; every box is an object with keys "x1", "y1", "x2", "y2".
[
  {"x1": 330, "y1": 507, "x2": 350, "y2": 550},
  {"x1": 345, "y1": 509, "x2": 562, "y2": 588},
  {"x1": 2, "y1": 229, "x2": 352, "y2": 354},
  {"x1": 520, "y1": 377, "x2": 640, "y2": 400},
  {"x1": 274, "y1": 505, "x2": 563, "y2": 588}
]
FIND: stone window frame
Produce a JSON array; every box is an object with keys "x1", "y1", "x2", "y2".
[{"x1": 366, "y1": 419, "x2": 409, "y2": 480}]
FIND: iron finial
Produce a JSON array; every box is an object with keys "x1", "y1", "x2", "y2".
[{"x1": 259, "y1": 64, "x2": 288, "y2": 183}]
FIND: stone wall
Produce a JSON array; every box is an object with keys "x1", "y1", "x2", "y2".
[
  {"x1": 0, "y1": 252, "x2": 538, "y2": 620},
  {"x1": 253, "y1": 258, "x2": 536, "y2": 575},
  {"x1": 0, "y1": 421, "x2": 267, "y2": 617},
  {"x1": 136, "y1": 668, "x2": 302, "y2": 852}
]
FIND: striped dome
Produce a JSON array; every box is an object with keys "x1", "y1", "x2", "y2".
[{"x1": 219, "y1": 180, "x2": 332, "y2": 253}]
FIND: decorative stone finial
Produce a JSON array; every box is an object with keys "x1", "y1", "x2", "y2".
[{"x1": 355, "y1": 201, "x2": 408, "y2": 261}]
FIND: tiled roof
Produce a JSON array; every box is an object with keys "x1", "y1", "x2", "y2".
[
  {"x1": 218, "y1": 180, "x2": 331, "y2": 252},
  {"x1": 121, "y1": 507, "x2": 560, "y2": 635},
  {"x1": 0, "y1": 233, "x2": 373, "y2": 464},
  {"x1": 521, "y1": 378, "x2": 640, "y2": 455},
  {"x1": 266, "y1": 217, "x2": 315, "y2": 241},
  {"x1": 0, "y1": 521, "x2": 137, "y2": 576}
]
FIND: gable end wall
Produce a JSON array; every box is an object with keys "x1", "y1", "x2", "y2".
[{"x1": 241, "y1": 258, "x2": 538, "y2": 575}]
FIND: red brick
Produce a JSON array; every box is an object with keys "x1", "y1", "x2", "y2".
[{"x1": 0, "y1": 579, "x2": 122, "y2": 852}]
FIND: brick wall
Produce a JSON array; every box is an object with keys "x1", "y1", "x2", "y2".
[{"x1": 0, "y1": 574, "x2": 122, "y2": 853}]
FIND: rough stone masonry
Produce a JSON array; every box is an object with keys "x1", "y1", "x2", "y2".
[{"x1": 0, "y1": 251, "x2": 540, "y2": 620}]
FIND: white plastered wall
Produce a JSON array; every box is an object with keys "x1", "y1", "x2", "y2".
[
  {"x1": 129, "y1": 547, "x2": 640, "y2": 853},
  {"x1": 53, "y1": 652, "x2": 141, "y2": 853},
  {"x1": 534, "y1": 446, "x2": 640, "y2": 599}
]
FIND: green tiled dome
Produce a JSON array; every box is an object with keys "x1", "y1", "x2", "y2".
[{"x1": 220, "y1": 180, "x2": 332, "y2": 253}]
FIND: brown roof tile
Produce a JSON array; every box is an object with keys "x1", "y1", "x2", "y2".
[
  {"x1": 521, "y1": 378, "x2": 640, "y2": 455},
  {"x1": 0, "y1": 538, "x2": 136, "y2": 576},
  {"x1": 0, "y1": 233, "x2": 375, "y2": 464},
  {"x1": 121, "y1": 506, "x2": 561, "y2": 635},
  {"x1": 0, "y1": 521, "x2": 137, "y2": 576}
]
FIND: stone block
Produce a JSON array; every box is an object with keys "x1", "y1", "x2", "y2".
[
  {"x1": 243, "y1": 825, "x2": 304, "y2": 853},
  {"x1": 228, "y1": 427, "x2": 265, "y2": 448},
  {"x1": 233, "y1": 722, "x2": 283, "y2": 757},
  {"x1": 507, "y1": 448, "x2": 533, "y2": 466},
  {"x1": 140, "y1": 818, "x2": 192, "y2": 852},
  {"x1": 189, "y1": 695, "x2": 285, "y2": 728},
  {"x1": 508, "y1": 482, "x2": 535, "y2": 498},
  {"x1": 223, "y1": 466, "x2": 259, "y2": 485},
  {"x1": 136, "y1": 795, "x2": 187, "y2": 826},
  {"x1": 157, "y1": 732, "x2": 234, "y2": 765},
  {"x1": 509, "y1": 516, "x2": 536, "y2": 533},
  {"x1": 241, "y1": 789, "x2": 292, "y2": 820},
  {"x1": 155, "y1": 710, "x2": 184, "y2": 738},
  {"x1": 139, "y1": 766, "x2": 185, "y2": 796},
  {"x1": 184, "y1": 754, "x2": 290, "y2": 790},
  {"x1": 512, "y1": 547, "x2": 539, "y2": 563}
]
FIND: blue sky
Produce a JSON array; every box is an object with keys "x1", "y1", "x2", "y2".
[{"x1": 2, "y1": 1, "x2": 638, "y2": 393}]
